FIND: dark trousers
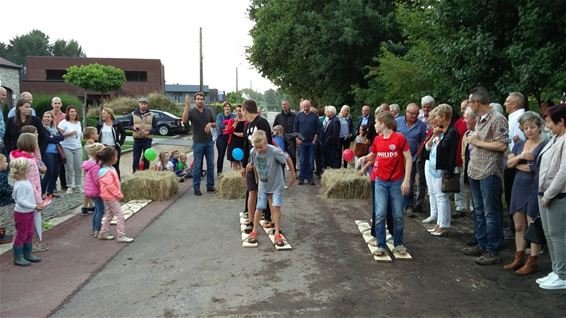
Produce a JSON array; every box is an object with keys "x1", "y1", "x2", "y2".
[
  {"x1": 114, "y1": 146, "x2": 122, "y2": 180},
  {"x1": 59, "y1": 163, "x2": 67, "y2": 189},
  {"x1": 504, "y1": 168, "x2": 516, "y2": 232},
  {"x1": 132, "y1": 138, "x2": 153, "y2": 173},
  {"x1": 285, "y1": 136, "x2": 297, "y2": 169},
  {"x1": 340, "y1": 137, "x2": 351, "y2": 168},
  {"x1": 216, "y1": 134, "x2": 229, "y2": 174},
  {"x1": 405, "y1": 160, "x2": 426, "y2": 210},
  {"x1": 322, "y1": 143, "x2": 341, "y2": 169},
  {"x1": 315, "y1": 142, "x2": 323, "y2": 175},
  {"x1": 42, "y1": 152, "x2": 61, "y2": 195}
]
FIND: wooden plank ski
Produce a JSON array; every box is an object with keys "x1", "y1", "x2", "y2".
[
  {"x1": 111, "y1": 200, "x2": 151, "y2": 224},
  {"x1": 354, "y1": 220, "x2": 392, "y2": 263},
  {"x1": 385, "y1": 233, "x2": 413, "y2": 261},
  {"x1": 240, "y1": 212, "x2": 257, "y2": 248},
  {"x1": 259, "y1": 220, "x2": 292, "y2": 250}
]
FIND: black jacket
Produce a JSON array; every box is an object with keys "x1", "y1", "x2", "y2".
[
  {"x1": 435, "y1": 125, "x2": 459, "y2": 175},
  {"x1": 96, "y1": 120, "x2": 127, "y2": 148},
  {"x1": 273, "y1": 111, "x2": 296, "y2": 135},
  {"x1": 356, "y1": 115, "x2": 376, "y2": 143},
  {"x1": 3, "y1": 116, "x2": 48, "y2": 156},
  {"x1": 322, "y1": 116, "x2": 341, "y2": 148}
]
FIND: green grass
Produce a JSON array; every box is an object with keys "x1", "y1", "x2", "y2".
[{"x1": 121, "y1": 140, "x2": 134, "y2": 152}]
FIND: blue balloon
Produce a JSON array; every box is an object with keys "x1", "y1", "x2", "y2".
[{"x1": 232, "y1": 148, "x2": 244, "y2": 161}]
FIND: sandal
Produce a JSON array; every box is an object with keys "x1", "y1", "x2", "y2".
[
  {"x1": 246, "y1": 232, "x2": 258, "y2": 244},
  {"x1": 274, "y1": 234, "x2": 285, "y2": 246},
  {"x1": 393, "y1": 245, "x2": 408, "y2": 256},
  {"x1": 373, "y1": 247, "x2": 387, "y2": 257}
]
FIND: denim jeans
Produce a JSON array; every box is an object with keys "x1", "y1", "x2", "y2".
[
  {"x1": 298, "y1": 142, "x2": 315, "y2": 180},
  {"x1": 215, "y1": 134, "x2": 229, "y2": 174},
  {"x1": 193, "y1": 141, "x2": 215, "y2": 190},
  {"x1": 41, "y1": 152, "x2": 61, "y2": 195},
  {"x1": 132, "y1": 138, "x2": 153, "y2": 173},
  {"x1": 374, "y1": 179, "x2": 405, "y2": 247},
  {"x1": 91, "y1": 197, "x2": 105, "y2": 231},
  {"x1": 470, "y1": 175, "x2": 503, "y2": 254}
]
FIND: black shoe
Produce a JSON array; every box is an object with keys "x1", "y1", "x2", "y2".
[
  {"x1": 81, "y1": 207, "x2": 89, "y2": 216},
  {"x1": 309, "y1": 179, "x2": 315, "y2": 185},
  {"x1": 244, "y1": 224, "x2": 253, "y2": 234},
  {"x1": 463, "y1": 245, "x2": 485, "y2": 256},
  {"x1": 87, "y1": 207, "x2": 95, "y2": 212},
  {"x1": 298, "y1": 179, "x2": 304, "y2": 185},
  {"x1": 466, "y1": 237, "x2": 478, "y2": 246},
  {"x1": 207, "y1": 187, "x2": 216, "y2": 193},
  {"x1": 194, "y1": 189, "x2": 202, "y2": 196}
]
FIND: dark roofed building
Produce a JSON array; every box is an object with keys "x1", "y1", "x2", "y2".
[{"x1": 165, "y1": 84, "x2": 210, "y2": 104}]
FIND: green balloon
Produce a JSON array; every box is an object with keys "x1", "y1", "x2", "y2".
[{"x1": 144, "y1": 148, "x2": 157, "y2": 161}]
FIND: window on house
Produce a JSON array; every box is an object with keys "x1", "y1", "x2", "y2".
[
  {"x1": 46, "y1": 69, "x2": 67, "y2": 81},
  {"x1": 125, "y1": 71, "x2": 147, "y2": 82}
]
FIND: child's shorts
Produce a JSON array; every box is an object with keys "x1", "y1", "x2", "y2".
[{"x1": 256, "y1": 191, "x2": 283, "y2": 210}]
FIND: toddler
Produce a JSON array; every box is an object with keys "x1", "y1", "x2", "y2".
[{"x1": 83, "y1": 143, "x2": 105, "y2": 237}]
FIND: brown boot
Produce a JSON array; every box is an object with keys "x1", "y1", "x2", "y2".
[
  {"x1": 503, "y1": 251, "x2": 525, "y2": 270},
  {"x1": 516, "y1": 255, "x2": 538, "y2": 276}
]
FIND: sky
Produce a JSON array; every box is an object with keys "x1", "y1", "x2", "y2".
[{"x1": 1, "y1": 0, "x2": 276, "y2": 93}]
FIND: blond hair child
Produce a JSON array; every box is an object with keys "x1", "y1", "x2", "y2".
[
  {"x1": 83, "y1": 143, "x2": 105, "y2": 237},
  {"x1": 81, "y1": 126, "x2": 99, "y2": 215}
]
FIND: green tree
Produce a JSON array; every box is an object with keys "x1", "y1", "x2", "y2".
[
  {"x1": 51, "y1": 39, "x2": 86, "y2": 57},
  {"x1": 226, "y1": 91, "x2": 245, "y2": 105},
  {"x1": 4, "y1": 30, "x2": 51, "y2": 67},
  {"x1": 247, "y1": 0, "x2": 400, "y2": 108},
  {"x1": 263, "y1": 89, "x2": 278, "y2": 107},
  {"x1": 63, "y1": 63, "x2": 126, "y2": 122}
]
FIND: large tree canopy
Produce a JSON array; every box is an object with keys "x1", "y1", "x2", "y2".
[{"x1": 247, "y1": 0, "x2": 401, "y2": 107}]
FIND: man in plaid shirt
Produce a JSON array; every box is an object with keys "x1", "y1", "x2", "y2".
[{"x1": 463, "y1": 87, "x2": 509, "y2": 265}]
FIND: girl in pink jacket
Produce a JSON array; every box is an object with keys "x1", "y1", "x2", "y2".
[
  {"x1": 96, "y1": 147, "x2": 134, "y2": 243},
  {"x1": 83, "y1": 143, "x2": 105, "y2": 238}
]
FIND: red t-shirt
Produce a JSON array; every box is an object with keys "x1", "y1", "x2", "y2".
[{"x1": 370, "y1": 132, "x2": 409, "y2": 182}]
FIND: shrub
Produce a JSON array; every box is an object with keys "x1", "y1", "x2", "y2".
[
  {"x1": 32, "y1": 93, "x2": 83, "y2": 118},
  {"x1": 102, "y1": 92, "x2": 180, "y2": 116}
]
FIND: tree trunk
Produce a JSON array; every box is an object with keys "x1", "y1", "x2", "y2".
[{"x1": 82, "y1": 89, "x2": 87, "y2": 127}]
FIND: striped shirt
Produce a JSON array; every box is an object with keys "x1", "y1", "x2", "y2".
[{"x1": 467, "y1": 110, "x2": 509, "y2": 180}]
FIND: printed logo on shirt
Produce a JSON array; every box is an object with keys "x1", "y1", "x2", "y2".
[
  {"x1": 376, "y1": 151, "x2": 399, "y2": 159},
  {"x1": 247, "y1": 126, "x2": 257, "y2": 141},
  {"x1": 389, "y1": 144, "x2": 396, "y2": 151}
]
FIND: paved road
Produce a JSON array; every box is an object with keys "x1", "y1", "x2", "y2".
[{"x1": 53, "y1": 182, "x2": 565, "y2": 317}]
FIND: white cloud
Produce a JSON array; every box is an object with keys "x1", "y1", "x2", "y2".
[{"x1": 1, "y1": 0, "x2": 276, "y2": 93}]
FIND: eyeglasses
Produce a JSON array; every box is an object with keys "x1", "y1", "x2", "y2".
[{"x1": 406, "y1": 111, "x2": 419, "y2": 115}]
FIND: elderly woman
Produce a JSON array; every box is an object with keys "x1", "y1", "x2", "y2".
[
  {"x1": 504, "y1": 111, "x2": 547, "y2": 275},
  {"x1": 423, "y1": 104, "x2": 459, "y2": 236},
  {"x1": 536, "y1": 105, "x2": 566, "y2": 290},
  {"x1": 321, "y1": 105, "x2": 341, "y2": 170},
  {"x1": 96, "y1": 107, "x2": 126, "y2": 178},
  {"x1": 338, "y1": 105, "x2": 354, "y2": 168}
]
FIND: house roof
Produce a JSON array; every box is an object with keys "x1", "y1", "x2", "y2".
[
  {"x1": 0, "y1": 57, "x2": 21, "y2": 69},
  {"x1": 165, "y1": 84, "x2": 209, "y2": 93}
]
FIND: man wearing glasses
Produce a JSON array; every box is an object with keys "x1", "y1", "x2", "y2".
[{"x1": 396, "y1": 103, "x2": 428, "y2": 216}]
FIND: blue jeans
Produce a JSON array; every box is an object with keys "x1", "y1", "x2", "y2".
[
  {"x1": 374, "y1": 179, "x2": 405, "y2": 247},
  {"x1": 132, "y1": 138, "x2": 153, "y2": 172},
  {"x1": 91, "y1": 197, "x2": 105, "y2": 231},
  {"x1": 470, "y1": 175, "x2": 503, "y2": 254},
  {"x1": 41, "y1": 152, "x2": 61, "y2": 195},
  {"x1": 193, "y1": 141, "x2": 215, "y2": 190},
  {"x1": 298, "y1": 142, "x2": 315, "y2": 180}
]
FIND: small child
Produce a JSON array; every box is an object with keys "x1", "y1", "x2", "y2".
[
  {"x1": 10, "y1": 158, "x2": 43, "y2": 266},
  {"x1": 154, "y1": 152, "x2": 173, "y2": 172},
  {"x1": 83, "y1": 143, "x2": 105, "y2": 238},
  {"x1": 0, "y1": 154, "x2": 14, "y2": 206},
  {"x1": 21, "y1": 125, "x2": 47, "y2": 175},
  {"x1": 176, "y1": 154, "x2": 192, "y2": 178},
  {"x1": 97, "y1": 147, "x2": 134, "y2": 243},
  {"x1": 247, "y1": 130, "x2": 296, "y2": 246},
  {"x1": 81, "y1": 127, "x2": 99, "y2": 215}
]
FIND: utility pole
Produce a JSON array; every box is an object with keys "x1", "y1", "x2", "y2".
[
  {"x1": 199, "y1": 27, "x2": 203, "y2": 93},
  {"x1": 236, "y1": 66, "x2": 239, "y2": 93}
]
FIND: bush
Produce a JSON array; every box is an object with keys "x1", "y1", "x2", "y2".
[
  {"x1": 33, "y1": 93, "x2": 83, "y2": 118},
  {"x1": 102, "y1": 92, "x2": 180, "y2": 116}
]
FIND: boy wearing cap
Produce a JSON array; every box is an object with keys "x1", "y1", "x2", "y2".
[{"x1": 128, "y1": 97, "x2": 158, "y2": 172}]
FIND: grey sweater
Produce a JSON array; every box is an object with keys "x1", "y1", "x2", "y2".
[{"x1": 538, "y1": 134, "x2": 566, "y2": 202}]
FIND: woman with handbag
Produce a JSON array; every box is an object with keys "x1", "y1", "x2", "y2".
[
  {"x1": 536, "y1": 104, "x2": 566, "y2": 290},
  {"x1": 504, "y1": 112, "x2": 547, "y2": 275},
  {"x1": 40, "y1": 111, "x2": 64, "y2": 200},
  {"x1": 96, "y1": 108, "x2": 126, "y2": 179},
  {"x1": 423, "y1": 104, "x2": 459, "y2": 236}
]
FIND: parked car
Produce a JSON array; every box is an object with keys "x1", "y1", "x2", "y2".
[{"x1": 117, "y1": 110, "x2": 184, "y2": 136}]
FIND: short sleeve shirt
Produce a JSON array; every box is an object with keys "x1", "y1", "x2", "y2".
[
  {"x1": 250, "y1": 145, "x2": 287, "y2": 193},
  {"x1": 370, "y1": 132, "x2": 409, "y2": 182},
  {"x1": 188, "y1": 107, "x2": 215, "y2": 143},
  {"x1": 467, "y1": 110, "x2": 509, "y2": 180}
]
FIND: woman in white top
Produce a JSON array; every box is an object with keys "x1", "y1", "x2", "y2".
[
  {"x1": 57, "y1": 106, "x2": 83, "y2": 194},
  {"x1": 96, "y1": 108, "x2": 126, "y2": 178}
]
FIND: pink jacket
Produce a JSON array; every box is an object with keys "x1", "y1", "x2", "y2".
[
  {"x1": 10, "y1": 150, "x2": 43, "y2": 205},
  {"x1": 98, "y1": 166, "x2": 123, "y2": 201},
  {"x1": 82, "y1": 159, "x2": 100, "y2": 197}
]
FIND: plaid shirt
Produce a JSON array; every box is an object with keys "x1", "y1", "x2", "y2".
[{"x1": 467, "y1": 110, "x2": 509, "y2": 180}]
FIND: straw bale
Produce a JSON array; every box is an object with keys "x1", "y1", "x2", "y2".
[
  {"x1": 320, "y1": 168, "x2": 371, "y2": 200},
  {"x1": 217, "y1": 171, "x2": 247, "y2": 199},
  {"x1": 121, "y1": 170, "x2": 178, "y2": 201}
]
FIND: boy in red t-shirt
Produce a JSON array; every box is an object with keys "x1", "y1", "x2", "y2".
[{"x1": 360, "y1": 112, "x2": 412, "y2": 256}]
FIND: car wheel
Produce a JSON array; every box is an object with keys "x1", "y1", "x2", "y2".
[{"x1": 159, "y1": 125, "x2": 169, "y2": 136}]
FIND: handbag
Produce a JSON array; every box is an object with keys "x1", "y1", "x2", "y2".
[
  {"x1": 57, "y1": 144, "x2": 67, "y2": 164},
  {"x1": 441, "y1": 171, "x2": 460, "y2": 193},
  {"x1": 524, "y1": 217, "x2": 546, "y2": 245}
]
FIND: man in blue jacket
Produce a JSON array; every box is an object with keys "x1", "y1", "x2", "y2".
[{"x1": 294, "y1": 100, "x2": 321, "y2": 185}]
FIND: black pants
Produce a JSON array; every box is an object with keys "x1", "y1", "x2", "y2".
[
  {"x1": 323, "y1": 143, "x2": 341, "y2": 169},
  {"x1": 132, "y1": 138, "x2": 152, "y2": 173},
  {"x1": 340, "y1": 137, "x2": 351, "y2": 168},
  {"x1": 216, "y1": 134, "x2": 229, "y2": 174},
  {"x1": 59, "y1": 163, "x2": 67, "y2": 189},
  {"x1": 504, "y1": 168, "x2": 517, "y2": 232}
]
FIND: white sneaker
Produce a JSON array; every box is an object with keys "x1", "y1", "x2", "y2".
[
  {"x1": 539, "y1": 276, "x2": 566, "y2": 290},
  {"x1": 117, "y1": 236, "x2": 134, "y2": 243},
  {"x1": 66, "y1": 188, "x2": 73, "y2": 194},
  {"x1": 536, "y1": 272, "x2": 557, "y2": 285},
  {"x1": 422, "y1": 216, "x2": 437, "y2": 224},
  {"x1": 98, "y1": 234, "x2": 114, "y2": 240}
]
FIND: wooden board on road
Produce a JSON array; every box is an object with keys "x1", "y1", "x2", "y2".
[
  {"x1": 240, "y1": 212, "x2": 257, "y2": 248},
  {"x1": 355, "y1": 220, "x2": 392, "y2": 263}
]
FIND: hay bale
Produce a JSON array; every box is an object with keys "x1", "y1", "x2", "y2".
[
  {"x1": 121, "y1": 170, "x2": 178, "y2": 201},
  {"x1": 217, "y1": 170, "x2": 247, "y2": 199},
  {"x1": 321, "y1": 168, "x2": 371, "y2": 200}
]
